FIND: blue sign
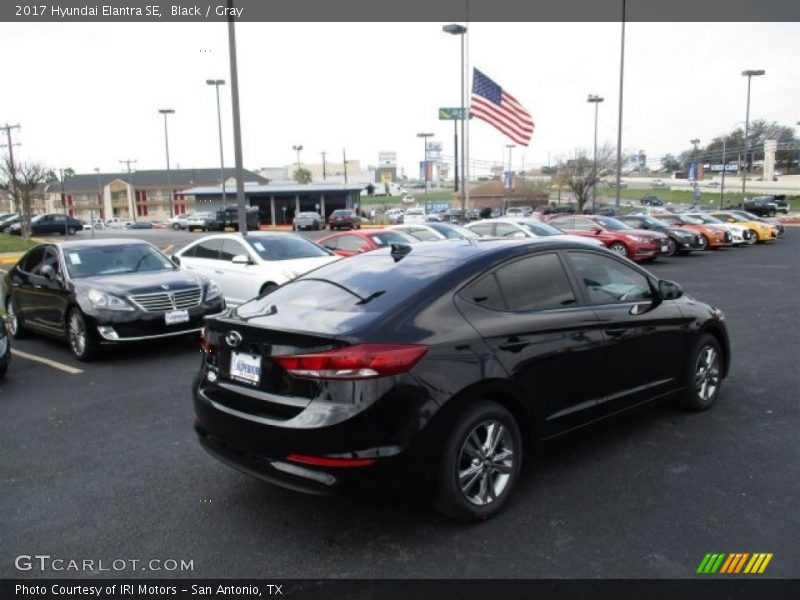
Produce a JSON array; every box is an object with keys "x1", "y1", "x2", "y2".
[{"x1": 687, "y1": 161, "x2": 697, "y2": 181}]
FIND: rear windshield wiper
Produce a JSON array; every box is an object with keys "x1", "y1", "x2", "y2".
[{"x1": 300, "y1": 278, "x2": 385, "y2": 305}]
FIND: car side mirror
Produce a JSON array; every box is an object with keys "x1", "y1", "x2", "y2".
[
  {"x1": 170, "y1": 255, "x2": 181, "y2": 266},
  {"x1": 658, "y1": 279, "x2": 683, "y2": 300},
  {"x1": 593, "y1": 228, "x2": 603, "y2": 235},
  {"x1": 231, "y1": 254, "x2": 251, "y2": 265}
]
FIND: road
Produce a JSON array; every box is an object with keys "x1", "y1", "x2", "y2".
[{"x1": 1, "y1": 230, "x2": 798, "y2": 579}]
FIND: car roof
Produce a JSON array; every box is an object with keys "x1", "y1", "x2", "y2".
[{"x1": 56, "y1": 238, "x2": 155, "y2": 250}]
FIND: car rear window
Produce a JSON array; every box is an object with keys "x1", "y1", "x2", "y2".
[
  {"x1": 246, "y1": 235, "x2": 332, "y2": 260},
  {"x1": 237, "y1": 251, "x2": 460, "y2": 318}
]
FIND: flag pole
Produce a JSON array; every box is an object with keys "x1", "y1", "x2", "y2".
[{"x1": 464, "y1": 3, "x2": 471, "y2": 212}]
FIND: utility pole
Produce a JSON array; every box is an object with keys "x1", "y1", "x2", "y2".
[
  {"x1": 59, "y1": 168, "x2": 70, "y2": 235},
  {"x1": 119, "y1": 159, "x2": 137, "y2": 221},
  {"x1": 1, "y1": 123, "x2": 21, "y2": 211},
  {"x1": 320, "y1": 151, "x2": 327, "y2": 180},
  {"x1": 343, "y1": 149, "x2": 348, "y2": 184}
]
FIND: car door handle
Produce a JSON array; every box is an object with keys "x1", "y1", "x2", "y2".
[
  {"x1": 499, "y1": 337, "x2": 529, "y2": 352},
  {"x1": 605, "y1": 328, "x2": 626, "y2": 338},
  {"x1": 214, "y1": 270, "x2": 225, "y2": 275}
]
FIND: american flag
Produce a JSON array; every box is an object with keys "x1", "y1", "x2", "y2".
[{"x1": 471, "y1": 68, "x2": 535, "y2": 146}]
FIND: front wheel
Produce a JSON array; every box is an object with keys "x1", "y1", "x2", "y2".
[
  {"x1": 663, "y1": 238, "x2": 677, "y2": 257},
  {"x1": 433, "y1": 400, "x2": 522, "y2": 522},
  {"x1": 172, "y1": 223, "x2": 180, "y2": 230},
  {"x1": 678, "y1": 334, "x2": 722, "y2": 412},
  {"x1": 608, "y1": 241, "x2": 629, "y2": 258},
  {"x1": 747, "y1": 230, "x2": 758, "y2": 245},
  {"x1": 68, "y1": 308, "x2": 97, "y2": 362},
  {"x1": 696, "y1": 235, "x2": 709, "y2": 251},
  {"x1": 5, "y1": 299, "x2": 30, "y2": 340}
]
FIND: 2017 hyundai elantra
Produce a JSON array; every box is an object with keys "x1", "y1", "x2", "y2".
[
  {"x1": 3, "y1": 240, "x2": 225, "y2": 361},
  {"x1": 194, "y1": 238, "x2": 729, "y2": 521}
]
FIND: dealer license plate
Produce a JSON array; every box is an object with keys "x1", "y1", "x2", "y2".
[
  {"x1": 230, "y1": 351, "x2": 261, "y2": 386},
  {"x1": 165, "y1": 309, "x2": 189, "y2": 325}
]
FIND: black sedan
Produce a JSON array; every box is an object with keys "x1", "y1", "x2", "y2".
[
  {"x1": 10, "y1": 213, "x2": 84, "y2": 236},
  {"x1": 194, "y1": 238, "x2": 729, "y2": 521},
  {"x1": 3, "y1": 240, "x2": 226, "y2": 361},
  {"x1": 617, "y1": 214, "x2": 703, "y2": 256}
]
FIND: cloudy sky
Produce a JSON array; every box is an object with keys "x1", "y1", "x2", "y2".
[{"x1": 1, "y1": 21, "x2": 798, "y2": 178}]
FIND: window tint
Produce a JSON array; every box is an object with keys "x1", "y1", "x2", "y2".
[
  {"x1": 320, "y1": 237, "x2": 338, "y2": 250},
  {"x1": 192, "y1": 239, "x2": 222, "y2": 260},
  {"x1": 247, "y1": 235, "x2": 331, "y2": 260},
  {"x1": 404, "y1": 227, "x2": 440, "y2": 241},
  {"x1": 469, "y1": 223, "x2": 494, "y2": 236},
  {"x1": 220, "y1": 240, "x2": 249, "y2": 261},
  {"x1": 337, "y1": 235, "x2": 366, "y2": 252},
  {"x1": 458, "y1": 273, "x2": 505, "y2": 310},
  {"x1": 41, "y1": 247, "x2": 61, "y2": 276},
  {"x1": 369, "y1": 231, "x2": 417, "y2": 246},
  {"x1": 549, "y1": 217, "x2": 573, "y2": 229},
  {"x1": 495, "y1": 253, "x2": 576, "y2": 311},
  {"x1": 21, "y1": 247, "x2": 47, "y2": 273},
  {"x1": 568, "y1": 251, "x2": 653, "y2": 304}
]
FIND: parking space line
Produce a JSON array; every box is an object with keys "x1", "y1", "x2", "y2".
[
  {"x1": 11, "y1": 348, "x2": 84, "y2": 374},
  {"x1": 162, "y1": 244, "x2": 175, "y2": 254}
]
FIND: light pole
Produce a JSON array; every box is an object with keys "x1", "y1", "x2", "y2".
[
  {"x1": 206, "y1": 79, "x2": 227, "y2": 209},
  {"x1": 588, "y1": 94, "x2": 604, "y2": 213},
  {"x1": 158, "y1": 108, "x2": 175, "y2": 218},
  {"x1": 443, "y1": 23, "x2": 467, "y2": 211},
  {"x1": 292, "y1": 144, "x2": 303, "y2": 166},
  {"x1": 690, "y1": 138, "x2": 700, "y2": 205},
  {"x1": 741, "y1": 69, "x2": 765, "y2": 195},
  {"x1": 720, "y1": 137, "x2": 727, "y2": 209},
  {"x1": 505, "y1": 144, "x2": 516, "y2": 192},
  {"x1": 417, "y1": 133, "x2": 433, "y2": 197},
  {"x1": 320, "y1": 150, "x2": 327, "y2": 180},
  {"x1": 93, "y1": 167, "x2": 101, "y2": 238}
]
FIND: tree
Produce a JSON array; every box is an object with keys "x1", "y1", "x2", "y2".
[
  {"x1": 557, "y1": 143, "x2": 620, "y2": 211},
  {"x1": 661, "y1": 154, "x2": 682, "y2": 172},
  {"x1": 292, "y1": 167, "x2": 312, "y2": 184},
  {"x1": 0, "y1": 158, "x2": 49, "y2": 239},
  {"x1": 510, "y1": 179, "x2": 550, "y2": 208}
]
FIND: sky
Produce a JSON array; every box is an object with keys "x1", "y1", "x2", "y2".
[{"x1": 0, "y1": 21, "x2": 798, "y2": 178}]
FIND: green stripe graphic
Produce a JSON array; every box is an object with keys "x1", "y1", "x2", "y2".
[
  {"x1": 697, "y1": 554, "x2": 713, "y2": 573},
  {"x1": 710, "y1": 554, "x2": 727, "y2": 573}
]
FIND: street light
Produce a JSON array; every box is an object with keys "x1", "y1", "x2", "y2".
[
  {"x1": 292, "y1": 144, "x2": 303, "y2": 166},
  {"x1": 505, "y1": 144, "x2": 516, "y2": 192},
  {"x1": 417, "y1": 133, "x2": 434, "y2": 196},
  {"x1": 690, "y1": 138, "x2": 701, "y2": 205},
  {"x1": 443, "y1": 23, "x2": 468, "y2": 212},
  {"x1": 588, "y1": 95, "x2": 604, "y2": 213},
  {"x1": 206, "y1": 79, "x2": 227, "y2": 209},
  {"x1": 93, "y1": 167, "x2": 101, "y2": 239},
  {"x1": 158, "y1": 108, "x2": 175, "y2": 218},
  {"x1": 741, "y1": 69, "x2": 765, "y2": 195}
]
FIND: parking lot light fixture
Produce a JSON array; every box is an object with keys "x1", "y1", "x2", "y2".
[
  {"x1": 417, "y1": 133, "x2": 434, "y2": 196},
  {"x1": 443, "y1": 24, "x2": 468, "y2": 210},
  {"x1": 588, "y1": 95, "x2": 604, "y2": 213},
  {"x1": 158, "y1": 109, "x2": 175, "y2": 218},
  {"x1": 292, "y1": 145, "x2": 303, "y2": 167},
  {"x1": 741, "y1": 69, "x2": 765, "y2": 195},
  {"x1": 206, "y1": 79, "x2": 227, "y2": 209}
]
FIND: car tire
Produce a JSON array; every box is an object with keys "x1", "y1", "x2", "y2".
[
  {"x1": 67, "y1": 308, "x2": 97, "y2": 362},
  {"x1": 747, "y1": 230, "x2": 758, "y2": 245},
  {"x1": 678, "y1": 333, "x2": 723, "y2": 412},
  {"x1": 172, "y1": 223, "x2": 180, "y2": 230},
  {"x1": 67, "y1": 226, "x2": 76, "y2": 236},
  {"x1": 608, "y1": 242, "x2": 629, "y2": 258},
  {"x1": 433, "y1": 400, "x2": 522, "y2": 522},
  {"x1": 697, "y1": 235, "x2": 710, "y2": 251},
  {"x1": 664, "y1": 238, "x2": 677, "y2": 257},
  {"x1": 5, "y1": 299, "x2": 30, "y2": 340},
  {"x1": 768, "y1": 209, "x2": 776, "y2": 217}
]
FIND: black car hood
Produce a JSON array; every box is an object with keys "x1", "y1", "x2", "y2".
[
  {"x1": 668, "y1": 227, "x2": 696, "y2": 237},
  {"x1": 72, "y1": 269, "x2": 206, "y2": 296}
]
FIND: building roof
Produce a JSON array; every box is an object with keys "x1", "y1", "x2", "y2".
[
  {"x1": 183, "y1": 182, "x2": 368, "y2": 196},
  {"x1": 45, "y1": 168, "x2": 270, "y2": 193}
]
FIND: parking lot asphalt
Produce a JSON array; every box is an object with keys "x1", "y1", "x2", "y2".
[{"x1": 1, "y1": 231, "x2": 798, "y2": 579}]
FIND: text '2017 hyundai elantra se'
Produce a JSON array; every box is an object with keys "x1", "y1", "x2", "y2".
[{"x1": 194, "y1": 238, "x2": 729, "y2": 521}]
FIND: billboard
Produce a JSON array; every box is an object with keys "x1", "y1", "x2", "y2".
[{"x1": 378, "y1": 151, "x2": 397, "y2": 166}]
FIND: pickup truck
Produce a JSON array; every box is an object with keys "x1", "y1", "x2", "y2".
[
  {"x1": 208, "y1": 206, "x2": 260, "y2": 231},
  {"x1": 742, "y1": 196, "x2": 788, "y2": 217}
]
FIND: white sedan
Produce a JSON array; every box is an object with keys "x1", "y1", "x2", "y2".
[
  {"x1": 465, "y1": 218, "x2": 605, "y2": 247},
  {"x1": 173, "y1": 232, "x2": 340, "y2": 306},
  {"x1": 390, "y1": 222, "x2": 480, "y2": 241}
]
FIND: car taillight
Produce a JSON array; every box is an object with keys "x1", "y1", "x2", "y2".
[{"x1": 274, "y1": 344, "x2": 428, "y2": 380}]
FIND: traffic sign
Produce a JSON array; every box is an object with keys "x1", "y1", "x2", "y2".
[{"x1": 438, "y1": 107, "x2": 467, "y2": 120}]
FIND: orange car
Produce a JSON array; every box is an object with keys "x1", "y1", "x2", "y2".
[{"x1": 653, "y1": 214, "x2": 731, "y2": 250}]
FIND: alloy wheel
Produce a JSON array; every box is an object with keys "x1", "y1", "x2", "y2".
[
  {"x1": 665, "y1": 238, "x2": 677, "y2": 257},
  {"x1": 69, "y1": 311, "x2": 87, "y2": 357},
  {"x1": 457, "y1": 420, "x2": 515, "y2": 506},
  {"x1": 6, "y1": 302, "x2": 18, "y2": 336},
  {"x1": 694, "y1": 345, "x2": 720, "y2": 403},
  {"x1": 609, "y1": 242, "x2": 628, "y2": 257}
]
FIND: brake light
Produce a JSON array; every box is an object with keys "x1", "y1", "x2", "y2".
[
  {"x1": 274, "y1": 344, "x2": 428, "y2": 380},
  {"x1": 286, "y1": 453, "x2": 376, "y2": 468}
]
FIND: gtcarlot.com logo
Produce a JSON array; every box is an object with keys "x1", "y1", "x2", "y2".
[{"x1": 697, "y1": 552, "x2": 773, "y2": 574}]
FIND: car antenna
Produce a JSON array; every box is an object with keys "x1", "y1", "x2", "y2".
[{"x1": 390, "y1": 243, "x2": 412, "y2": 262}]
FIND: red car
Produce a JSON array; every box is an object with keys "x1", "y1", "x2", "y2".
[
  {"x1": 547, "y1": 215, "x2": 670, "y2": 262},
  {"x1": 317, "y1": 229, "x2": 418, "y2": 257}
]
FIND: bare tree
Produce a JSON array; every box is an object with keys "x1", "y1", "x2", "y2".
[
  {"x1": 557, "y1": 144, "x2": 621, "y2": 211},
  {"x1": 0, "y1": 157, "x2": 49, "y2": 239}
]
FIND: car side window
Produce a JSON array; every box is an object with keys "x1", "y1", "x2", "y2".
[
  {"x1": 21, "y1": 247, "x2": 47, "y2": 273},
  {"x1": 337, "y1": 235, "x2": 366, "y2": 252},
  {"x1": 567, "y1": 251, "x2": 653, "y2": 304},
  {"x1": 321, "y1": 237, "x2": 338, "y2": 250},
  {"x1": 220, "y1": 240, "x2": 249, "y2": 261},
  {"x1": 550, "y1": 218, "x2": 573, "y2": 229},
  {"x1": 459, "y1": 253, "x2": 576, "y2": 312},
  {"x1": 409, "y1": 228, "x2": 440, "y2": 241},
  {"x1": 495, "y1": 253, "x2": 576, "y2": 311},
  {"x1": 469, "y1": 223, "x2": 494, "y2": 237},
  {"x1": 570, "y1": 219, "x2": 596, "y2": 231},
  {"x1": 40, "y1": 247, "x2": 61, "y2": 276},
  {"x1": 495, "y1": 223, "x2": 525, "y2": 238},
  {"x1": 192, "y1": 239, "x2": 222, "y2": 260}
]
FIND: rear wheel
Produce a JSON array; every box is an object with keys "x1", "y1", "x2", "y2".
[
  {"x1": 5, "y1": 299, "x2": 30, "y2": 339},
  {"x1": 696, "y1": 235, "x2": 709, "y2": 251},
  {"x1": 172, "y1": 223, "x2": 180, "y2": 230},
  {"x1": 663, "y1": 238, "x2": 677, "y2": 257},
  {"x1": 67, "y1": 226, "x2": 76, "y2": 235},
  {"x1": 678, "y1": 334, "x2": 722, "y2": 412},
  {"x1": 433, "y1": 400, "x2": 522, "y2": 522},
  {"x1": 68, "y1": 308, "x2": 97, "y2": 362},
  {"x1": 747, "y1": 230, "x2": 758, "y2": 245},
  {"x1": 608, "y1": 241, "x2": 629, "y2": 258}
]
